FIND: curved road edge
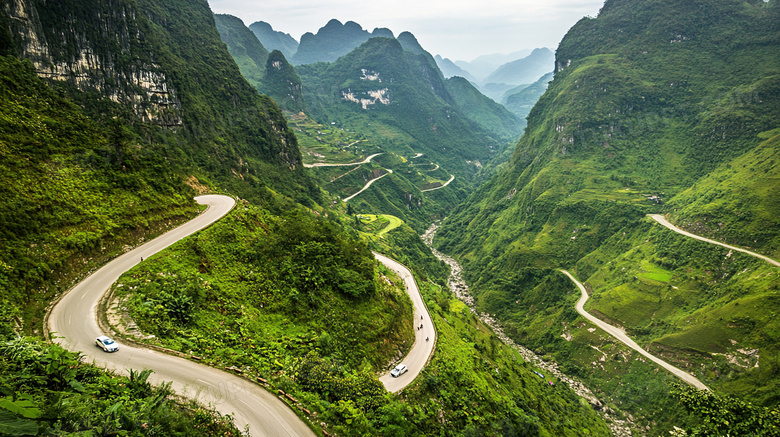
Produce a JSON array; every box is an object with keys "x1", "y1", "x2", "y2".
[
  {"x1": 560, "y1": 270, "x2": 710, "y2": 391},
  {"x1": 343, "y1": 170, "x2": 392, "y2": 202},
  {"x1": 48, "y1": 195, "x2": 317, "y2": 437},
  {"x1": 374, "y1": 252, "x2": 436, "y2": 393},
  {"x1": 648, "y1": 214, "x2": 780, "y2": 267},
  {"x1": 420, "y1": 175, "x2": 455, "y2": 193}
]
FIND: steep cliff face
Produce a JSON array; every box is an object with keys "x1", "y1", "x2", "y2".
[
  {"x1": 4, "y1": 0, "x2": 183, "y2": 127},
  {"x1": 5, "y1": 0, "x2": 320, "y2": 199}
]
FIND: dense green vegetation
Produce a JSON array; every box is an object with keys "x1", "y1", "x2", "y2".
[
  {"x1": 110, "y1": 202, "x2": 609, "y2": 436},
  {"x1": 0, "y1": 338, "x2": 241, "y2": 436},
  {"x1": 248, "y1": 21, "x2": 298, "y2": 60},
  {"x1": 113, "y1": 203, "x2": 410, "y2": 372},
  {"x1": 0, "y1": 55, "x2": 196, "y2": 337},
  {"x1": 292, "y1": 19, "x2": 391, "y2": 65},
  {"x1": 435, "y1": 0, "x2": 780, "y2": 433},
  {"x1": 503, "y1": 72, "x2": 554, "y2": 122},
  {"x1": 1, "y1": 0, "x2": 322, "y2": 338}
]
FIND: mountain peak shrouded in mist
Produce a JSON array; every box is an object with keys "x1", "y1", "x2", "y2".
[
  {"x1": 483, "y1": 47, "x2": 554, "y2": 86},
  {"x1": 248, "y1": 20, "x2": 298, "y2": 59},
  {"x1": 396, "y1": 31, "x2": 425, "y2": 55},
  {"x1": 293, "y1": 19, "x2": 377, "y2": 64},
  {"x1": 371, "y1": 27, "x2": 395, "y2": 39},
  {"x1": 434, "y1": 54, "x2": 478, "y2": 83}
]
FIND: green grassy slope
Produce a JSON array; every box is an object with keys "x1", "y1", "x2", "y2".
[
  {"x1": 294, "y1": 37, "x2": 511, "y2": 229},
  {"x1": 435, "y1": 0, "x2": 780, "y2": 432},
  {"x1": 666, "y1": 133, "x2": 780, "y2": 259}
]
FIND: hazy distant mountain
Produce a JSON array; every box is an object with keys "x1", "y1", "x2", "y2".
[
  {"x1": 396, "y1": 31, "x2": 426, "y2": 55},
  {"x1": 455, "y1": 49, "x2": 533, "y2": 80},
  {"x1": 248, "y1": 21, "x2": 298, "y2": 59},
  {"x1": 445, "y1": 76, "x2": 522, "y2": 140},
  {"x1": 478, "y1": 82, "x2": 518, "y2": 103},
  {"x1": 292, "y1": 19, "x2": 394, "y2": 65},
  {"x1": 435, "y1": 55, "x2": 477, "y2": 82},
  {"x1": 483, "y1": 48, "x2": 554, "y2": 86},
  {"x1": 371, "y1": 27, "x2": 395, "y2": 38},
  {"x1": 214, "y1": 14, "x2": 269, "y2": 89},
  {"x1": 501, "y1": 72, "x2": 553, "y2": 119}
]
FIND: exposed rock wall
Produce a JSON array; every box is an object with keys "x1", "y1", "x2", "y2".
[{"x1": 4, "y1": 0, "x2": 182, "y2": 127}]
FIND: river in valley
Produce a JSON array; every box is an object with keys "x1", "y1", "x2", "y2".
[{"x1": 421, "y1": 222, "x2": 635, "y2": 437}]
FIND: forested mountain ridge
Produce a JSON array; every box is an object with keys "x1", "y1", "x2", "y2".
[
  {"x1": 435, "y1": 0, "x2": 780, "y2": 433},
  {"x1": 0, "y1": 0, "x2": 317, "y2": 337}
]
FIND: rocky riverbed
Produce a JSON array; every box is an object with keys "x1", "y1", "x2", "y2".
[{"x1": 422, "y1": 222, "x2": 635, "y2": 437}]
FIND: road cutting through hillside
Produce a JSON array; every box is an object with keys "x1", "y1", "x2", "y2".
[
  {"x1": 343, "y1": 170, "x2": 392, "y2": 202},
  {"x1": 560, "y1": 270, "x2": 710, "y2": 391},
  {"x1": 420, "y1": 174, "x2": 455, "y2": 192},
  {"x1": 374, "y1": 253, "x2": 435, "y2": 392},
  {"x1": 303, "y1": 152, "x2": 383, "y2": 168},
  {"x1": 48, "y1": 195, "x2": 317, "y2": 437},
  {"x1": 649, "y1": 214, "x2": 780, "y2": 267}
]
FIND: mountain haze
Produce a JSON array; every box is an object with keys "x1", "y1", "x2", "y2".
[
  {"x1": 435, "y1": 54, "x2": 478, "y2": 82},
  {"x1": 292, "y1": 19, "x2": 395, "y2": 65},
  {"x1": 249, "y1": 20, "x2": 299, "y2": 59},
  {"x1": 483, "y1": 47, "x2": 554, "y2": 86}
]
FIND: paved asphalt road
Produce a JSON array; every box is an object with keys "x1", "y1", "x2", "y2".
[
  {"x1": 374, "y1": 253, "x2": 436, "y2": 393},
  {"x1": 561, "y1": 270, "x2": 710, "y2": 391},
  {"x1": 48, "y1": 195, "x2": 316, "y2": 437},
  {"x1": 649, "y1": 214, "x2": 780, "y2": 267}
]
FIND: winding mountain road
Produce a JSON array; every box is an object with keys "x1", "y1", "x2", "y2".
[
  {"x1": 420, "y1": 175, "x2": 455, "y2": 192},
  {"x1": 649, "y1": 214, "x2": 780, "y2": 267},
  {"x1": 304, "y1": 152, "x2": 383, "y2": 168},
  {"x1": 560, "y1": 270, "x2": 710, "y2": 391},
  {"x1": 374, "y1": 253, "x2": 435, "y2": 393},
  {"x1": 343, "y1": 170, "x2": 392, "y2": 202},
  {"x1": 48, "y1": 195, "x2": 316, "y2": 437}
]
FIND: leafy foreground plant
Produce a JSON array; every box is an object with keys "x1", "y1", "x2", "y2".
[
  {"x1": 0, "y1": 337, "x2": 241, "y2": 436},
  {"x1": 670, "y1": 383, "x2": 780, "y2": 436}
]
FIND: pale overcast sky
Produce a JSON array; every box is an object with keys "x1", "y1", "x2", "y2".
[{"x1": 206, "y1": 0, "x2": 606, "y2": 61}]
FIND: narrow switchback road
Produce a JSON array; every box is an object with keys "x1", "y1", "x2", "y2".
[
  {"x1": 304, "y1": 152, "x2": 383, "y2": 168},
  {"x1": 649, "y1": 214, "x2": 780, "y2": 267},
  {"x1": 48, "y1": 195, "x2": 316, "y2": 437},
  {"x1": 420, "y1": 175, "x2": 455, "y2": 192},
  {"x1": 343, "y1": 170, "x2": 392, "y2": 202},
  {"x1": 561, "y1": 270, "x2": 710, "y2": 391},
  {"x1": 374, "y1": 253, "x2": 435, "y2": 393}
]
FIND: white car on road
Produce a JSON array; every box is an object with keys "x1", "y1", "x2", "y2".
[
  {"x1": 390, "y1": 363, "x2": 408, "y2": 377},
  {"x1": 95, "y1": 335, "x2": 119, "y2": 352}
]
